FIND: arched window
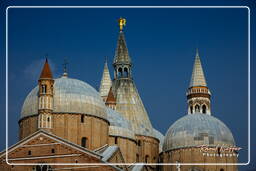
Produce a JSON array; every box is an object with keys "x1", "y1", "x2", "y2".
[
  {"x1": 47, "y1": 117, "x2": 50, "y2": 122},
  {"x1": 41, "y1": 85, "x2": 47, "y2": 94},
  {"x1": 190, "y1": 106, "x2": 193, "y2": 114},
  {"x1": 220, "y1": 169, "x2": 224, "y2": 171},
  {"x1": 118, "y1": 68, "x2": 122, "y2": 78},
  {"x1": 51, "y1": 149, "x2": 55, "y2": 153},
  {"x1": 35, "y1": 165, "x2": 52, "y2": 171},
  {"x1": 123, "y1": 67, "x2": 128, "y2": 77},
  {"x1": 145, "y1": 155, "x2": 149, "y2": 163},
  {"x1": 195, "y1": 105, "x2": 200, "y2": 112},
  {"x1": 115, "y1": 137, "x2": 118, "y2": 144},
  {"x1": 138, "y1": 140, "x2": 141, "y2": 146},
  {"x1": 81, "y1": 115, "x2": 84, "y2": 123},
  {"x1": 81, "y1": 137, "x2": 87, "y2": 148},
  {"x1": 28, "y1": 150, "x2": 31, "y2": 155},
  {"x1": 202, "y1": 105, "x2": 207, "y2": 114},
  {"x1": 136, "y1": 154, "x2": 139, "y2": 162}
]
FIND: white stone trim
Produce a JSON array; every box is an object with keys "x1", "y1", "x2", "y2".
[
  {"x1": 22, "y1": 143, "x2": 60, "y2": 147},
  {"x1": 7, "y1": 154, "x2": 81, "y2": 161}
]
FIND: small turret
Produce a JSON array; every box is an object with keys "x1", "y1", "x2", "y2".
[
  {"x1": 99, "y1": 58, "x2": 112, "y2": 102},
  {"x1": 105, "y1": 87, "x2": 116, "y2": 110},
  {"x1": 38, "y1": 58, "x2": 54, "y2": 130},
  {"x1": 113, "y1": 18, "x2": 132, "y2": 80},
  {"x1": 186, "y1": 49, "x2": 211, "y2": 115}
]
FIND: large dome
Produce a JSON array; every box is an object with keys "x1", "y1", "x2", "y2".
[
  {"x1": 21, "y1": 76, "x2": 107, "y2": 120},
  {"x1": 163, "y1": 113, "x2": 235, "y2": 152},
  {"x1": 106, "y1": 107, "x2": 135, "y2": 140}
]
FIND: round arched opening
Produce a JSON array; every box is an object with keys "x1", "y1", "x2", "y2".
[
  {"x1": 202, "y1": 105, "x2": 207, "y2": 114},
  {"x1": 195, "y1": 104, "x2": 200, "y2": 112},
  {"x1": 118, "y1": 68, "x2": 122, "y2": 78}
]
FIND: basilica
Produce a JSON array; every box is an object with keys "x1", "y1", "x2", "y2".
[{"x1": 0, "y1": 19, "x2": 239, "y2": 171}]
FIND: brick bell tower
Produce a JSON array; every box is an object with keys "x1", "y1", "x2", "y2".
[
  {"x1": 38, "y1": 58, "x2": 54, "y2": 131},
  {"x1": 186, "y1": 49, "x2": 211, "y2": 115}
]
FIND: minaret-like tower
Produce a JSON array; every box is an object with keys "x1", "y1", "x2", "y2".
[
  {"x1": 99, "y1": 58, "x2": 112, "y2": 102},
  {"x1": 113, "y1": 31, "x2": 132, "y2": 79},
  {"x1": 38, "y1": 58, "x2": 54, "y2": 130},
  {"x1": 112, "y1": 18, "x2": 153, "y2": 133},
  {"x1": 186, "y1": 49, "x2": 211, "y2": 115},
  {"x1": 111, "y1": 18, "x2": 159, "y2": 164}
]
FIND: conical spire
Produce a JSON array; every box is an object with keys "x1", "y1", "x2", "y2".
[
  {"x1": 189, "y1": 49, "x2": 207, "y2": 87},
  {"x1": 187, "y1": 49, "x2": 211, "y2": 115},
  {"x1": 99, "y1": 59, "x2": 112, "y2": 101},
  {"x1": 106, "y1": 87, "x2": 116, "y2": 103},
  {"x1": 105, "y1": 87, "x2": 116, "y2": 110},
  {"x1": 113, "y1": 31, "x2": 132, "y2": 65},
  {"x1": 39, "y1": 58, "x2": 53, "y2": 79}
]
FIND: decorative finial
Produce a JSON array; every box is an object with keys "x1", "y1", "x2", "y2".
[
  {"x1": 45, "y1": 53, "x2": 48, "y2": 62},
  {"x1": 196, "y1": 48, "x2": 199, "y2": 56},
  {"x1": 62, "y1": 58, "x2": 68, "y2": 77},
  {"x1": 105, "y1": 56, "x2": 108, "y2": 63},
  {"x1": 118, "y1": 18, "x2": 126, "y2": 32}
]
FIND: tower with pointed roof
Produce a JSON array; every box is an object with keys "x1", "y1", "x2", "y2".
[
  {"x1": 99, "y1": 59, "x2": 112, "y2": 102},
  {"x1": 113, "y1": 31, "x2": 132, "y2": 80},
  {"x1": 186, "y1": 49, "x2": 211, "y2": 115},
  {"x1": 38, "y1": 58, "x2": 54, "y2": 131},
  {"x1": 161, "y1": 49, "x2": 237, "y2": 171},
  {"x1": 111, "y1": 18, "x2": 160, "y2": 164}
]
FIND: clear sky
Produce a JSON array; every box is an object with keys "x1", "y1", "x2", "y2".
[{"x1": 0, "y1": 1, "x2": 255, "y2": 171}]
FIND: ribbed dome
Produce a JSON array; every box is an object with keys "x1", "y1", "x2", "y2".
[
  {"x1": 153, "y1": 129, "x2": 165, "y2": 152},
  {"x1": 21, "y1": 77, "x2": 107, "y2": 120},
  {"x1": 163, "y1": 113, "x2": 235, "y2": 152},
  {"x1": 106, "y1": 107, "x2": 135, "y2": 140}
]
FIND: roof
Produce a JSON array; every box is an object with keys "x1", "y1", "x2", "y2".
[
  {"x1": 0, "y1": 130, "x2": 124, "y2": 171},
  {"x1": 21, "y1": 77, "x2": 107, "y2": 120},
  {"x1": 106, "y1": 108, "x2": 132, "y2": 130},
  {"x1": 163, "y1": 113, "x2": 235, "y2": 152},
  {"x1": 0, "y1": 130, "x2": 101, "y2": 159},
  {"x1": 153, "y1": 128, "x2": 164, "y2": 152},
  {"x1": 99, "y1": 60, "x2": 112, "y2": 98},
  {"x1": 112, "y1": 79, "x2": 154, "y2": 137},
  {"x1": 189, "y1": 50, "x2": 207, "y2": 87},
  {"x1": 106, "y1": 87, "x2": 116, "y2": 104},
  {"x1": 101, "y1": 145, "x2": 119, "y2": 161},
  {"x1": 129, "y1": 164, "x2": 144, "y2": 171},
  {"x1": 106, "y1": 107, "x2": 135, "y2": 140},
  {"x1": 113, "y1": 32, "x2": 132, "y2": 65},
  {"x1": 39, "y1": 58, "x2": 53, "y2": 79}
]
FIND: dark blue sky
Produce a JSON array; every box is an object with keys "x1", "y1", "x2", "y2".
[{"x1": 0, "y1": 0, "x2": 255, "y2": 171}]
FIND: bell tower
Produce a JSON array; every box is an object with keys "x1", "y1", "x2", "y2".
[
  {"x1": 186, "y1": 49, "x2": 211, "y2": 115},
  {"x1": 113, "y1": 18, "x2": 132, "y2": 80},
  {"x1": 111, "y1": 18, "x2": 159, "y2": 164},
  {"x1": 38, "y1": 58, "x2": 54, "y2": 130}
]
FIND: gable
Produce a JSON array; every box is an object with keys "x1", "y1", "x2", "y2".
[
  {"x1": 100, "y1": 145, "x2": 128, "y2": 171},
  {"x1": 1, "y1": 130, "x2": 102, "y2": 164}
]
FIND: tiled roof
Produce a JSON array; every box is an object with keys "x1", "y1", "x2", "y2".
[{"x1": 40, "y1": 58, "x2": 53, "y2": 79}]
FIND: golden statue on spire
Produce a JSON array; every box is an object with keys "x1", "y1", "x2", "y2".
[{"x1": 118, "y1": 18, "x2": 126, "y2": 31}]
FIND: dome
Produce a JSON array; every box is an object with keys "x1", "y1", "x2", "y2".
[
  {"x1": 106, "y1": 107, "x2": 135, "y2": 140},
  {"x1": 21, "y1": 77, "x2": 107, "y2": 120},
  {"x1": 153, "y1": 129, "x2": 165, "y2": 152},
  {"x1": 163, "y1": 113, "x2": 235, "y2": 152}
]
